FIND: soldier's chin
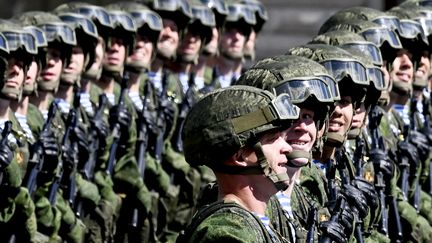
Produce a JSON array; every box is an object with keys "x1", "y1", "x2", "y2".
[
  {"x1": 221, "y1": 50, "x2": 243, "y2": 61},
  {"x1": 157, "y1": 48, "x2": 176, "y2": 61}
]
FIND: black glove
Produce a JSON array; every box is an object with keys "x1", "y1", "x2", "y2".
[
  {"x1": 341, "y1": 184, "x2": 369, "y2": 220},
  {"x1": 39, "y1": 131, "x2": 60, "y2": 173},
  {"x1": 408, "y1": 130, "x2": 429, "y2": 161},
  {"x1": 0, "y1": 142, "x2": 12, "y2": 171},
  {"x1": 397, "y1": 140, "x2": 419, "y2": 167},
  {"x1": 109, "y1": 104, "x2": 131, "y2": 130},
  {"x1": 72, "y1": 126, "x2": 90, "y2": 166},
  {"x1": 319, "y1": 220, "x2": 346, "y2": 243},
  {"x1": 352, "y1": 178, "x2": 379, "y2": 209},
  {"x1": 159, "y1": 98, "x2": 176, "y2": 139},
  {"x1": 369, "y1": 148, "x2": 394, "y2": 180},
  {"x1": 339, "y1": 202, "x2": 355, "y2": 236},
  {"x1": 92, "y1": 115, "x2": 109, "y2": 148}
]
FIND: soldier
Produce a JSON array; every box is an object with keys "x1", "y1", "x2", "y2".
[
  {"x1": 236, "y1": 54, "x2": 337, "y2": 242},
  {"x1": 0, "y1": 21, "x2": 39, "y2": 242},
  {"x1": 178, "y1": 85, "x2": 299, "y2": 242}
]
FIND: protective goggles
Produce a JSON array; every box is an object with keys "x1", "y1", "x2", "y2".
[
  {"x1": 39, "y1": 23, "x2": 77, "y2": 46},
  {"x1": 360, "y1": 27, "x2": 402, "y2": 49},
  {"x1": 23, "y1": 26, "x2": 47, "y2": 48},
  {"x1": 340, "y1": 42, "x2": 383, "y2": 66},
  {"x1": 273, "y1": 78, "x2": 334, "y2": 104},
  {"x1": 58, "y1": 13, "x2": 98, "y2": 39},
  {"x1": 242, "y1": 0, "x2": 268, "y2": 21},
  {"x1": 130, "y1": 10, "x2": 163, "y2": 31},
  {"x1": 320, "y1": 75, "x2": 341, "y2": 101},
  {"x1": 0, "y1": 33, "x2": 9, "y2": 54},
  {"x1": 372, "y1": 16, "x2": 401, "y2": 31},
  {"x1": 398, "y1": 19, "x2": 428, "y2": 45},
  {"x1": 226, "y1": 4, "x2": 256, "y2": 25},
  {"x1": 321, "y1": 59, "x2": 369, "y2": 86},
  {"x1": 201, "y1": 0, "x2": 228, "y2": 15},
  {"x1": 109, "y1": 11, "x2": 136, "y2": 32},
  {"x1": 192, "y1": 5, "x2": 216, "y2": 27},
  {"x1": 232, "y1": 93, "x2": 300, "y2": 134},
  {"x1": 2, "y1": 31, "x2": 38, "y2": 55},
  {"x1": 74, "y1": 5, "x2": 113, "y2": 28},
  {"x1": 368, "y1": 67, "x2": 387, "y2": 91},
  {"x1": 153, "y1": 0, "x2": 192, "y2": 17},
  {"x1": 416, "y1": 17, "x2": 432, "y2": 37}
]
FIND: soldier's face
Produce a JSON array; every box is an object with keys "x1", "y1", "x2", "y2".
[
  {"x1": 178, "y1": 30, "x2": 202, "y2": 63},
  {"x1": 220, "y1": 26, "x2": 247, "y2": 60},
  {"x1": 351, "y1": 102, "x2": 366, "y2": 130},
  {"x1": 40, "y1": 48, "x2": 63, "y2": 82},
  {"x1": 24, "y1": 61, "x2": 38, "y2": 91},
  {"x1": 203, "y1": 27, "x2": 219, "y2": 56},
  {"x1": 285, "y1": 108, "x2": 317, "y2": 166},
  {"x1": 415, "y1": 51, "x2": 431, "y2": 82},
  {"x1": 62, "y1": 46, "x2": 85, "y2": 84},
  {"x1": 157, "y1": 19, "x2": 179, "y2": 59},
  {"x1": 127, "y1": 35, "x2": 153, "y2": 69},
  {"x1": 104, "y1": 36, "x2": 126, "y2": 68},
  {"x1": 244, "y1": 30, "x2": 256, "y2": 59},
  {"x1": 328, "y1": 95, "x2": 353, "y2": 137},
  {"x1": 5, "y1": 56, "x2": 25, "y2": 93},
  {"x1": 390, "y1": 49, "x2": 414, "y2": 85},
  {"x1": 88, "y1": 38, "x2": 105, "y2": 74}
]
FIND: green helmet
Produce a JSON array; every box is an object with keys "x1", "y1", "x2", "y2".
[
  {"x1": 198, "y1": 0, "x2": 228, "y2": 28},
  {"x1": 236, "y1": 55, "x2": 335, "y2": 162},
  {"x1": 0, "y1": 20, "x2": 38, "y2": 101},
  {"x1": 146, "y1": 0, "x2": 193, "y2": 31},
  {"x1": 53, "y1": 2, "x2": 114, "y2": 42},
  {"x1": 15, "y1": 11, "x2": 77, "y2": 92},
  {"x1": 224, "y1": 2, "x2": 256, "y2": 37},
  {"x1": 0, "y1": 32, "x2": 10, "y2": 100},
  {"x1": 183, "y1": 85, "x2": 299, "y2": 190},
  {"x1": 189, "y1": 0, "x2": 216, "y2": 44},
  {"x1": 238, "y1": 0, "x2": 268, "y2": 33}
]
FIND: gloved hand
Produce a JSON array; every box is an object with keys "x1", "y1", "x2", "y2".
[
  {"x1": 72, "y1": 126, "x2": 90, "y2": 166},
  {"x1": 397, "y1": 140, "x2": 419, "y2": 167},
  {"x1": 319, "y1": 220, "x2": 346, "y2": 243},
  {"x1": 341, "y1": 184, "x2": 369, "y2": 219},
  {"x1": 369, "y1": 148, "x2": 394, "y2": 180},
  {"x1": 408, "y1": 130, "x2": 429, "y2": 161},
  {"x1": 40, "y1": 131, "x2": 60, "y2": 173},
  {"x1": 92, "y1": 115, "x2": 109, "y2": 148},
  {"x1": 158, "y1": 98, "x2": 176, "y2": 139},
  {"x1": 109, "y1": 104, "x2": 131, "y2": 131},
  {"x1": 352, "y1": 178, "x2": 379, "y2": 209},
  {"x1": 339, "y1": 202, "x2": 355, "y2": 236},
  {"x1": 0, "y1": 141, "x2": 12, "y2": 171}
]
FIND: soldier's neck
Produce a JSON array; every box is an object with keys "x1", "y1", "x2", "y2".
[
  {"x1": 320, "y1": 145, "x2": 336, "y2": 164},
  {"x1": 94, "y1": 76, "x2": 115, "y2": 94},
  {"x1": 217, "y1": 57, "x2": 242, "y2": 77},
  {"x1": 10, "y1": 96, "x2": 29, "y2": 116},
  {"x1": 29, "y1": 90, "x2": 52, "y2": 112},
  {"x1": 0, "y1": 98, "x2": 10, "y2": 120},
  {"x1": 56, "y1": 84, "x2": 74, "y2": 104},
  {"x1": 283, "y1": 168, "x2": 302, "y2": 197},
  {"x1": 80, "y1": 78, "x2": 92, "y2": 93},
  {"x1": 128, "y1": 72, "x2": 141, "y2": 93},
  {"x1": 193, "y1": 56, "x2": 207, "y2": 78},
  {"x1": 150, "y1": 58, "x2": 164, "y2": 73}
]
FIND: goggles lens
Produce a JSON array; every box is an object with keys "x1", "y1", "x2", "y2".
[
  {"x1": 368, "y1": 67, "x2": 387, "y2": 90},
  {"x1": 76, "y1": 6, "x2": 112, "y2": 28},
  {"x1": 372, "y1": 17, "x2": 400, "y2": 31},
  {"x1": 192, "y1": 6, "x2": 216, "y2": 27},
  {"x1": 399, "y1": 20, "x2": 428, "y2": 44},
  {"x1": 273, "y1": 78, "x2": 333, "y2": 103},
  {"x1": 154, "y1": 0, "x2": 192, "y2": 16},
  {"x1": 242, "y1": 1, "x2": 268, "y2": 21},
  {"x1": 23, "y1": 26, "x2": 47, "y2": 48},
  {"x1": 130, "y1": 11, "x2": 163, "y2": 31},
  {"x1": 271, "y1": 93, "x2": 300, "y2": 120},
  {"x1": 321, "y1": 60, "x2": 369, "y2": 85},
  {"x1": 0, "y1": 34, "x2": 8, "y2": 54},
  {"x1": 39, "y1": 23, "x2": 77, "y2": 46},
  {"x1": 341, "y1": 42, "x2": 383, "y2": 66},
  {"x1": 110, "y1": 12, "x2": 136, "y2": 32},
  {"x1": 361, "y1": 28, "x2": 402, "y2": 49},
  {"x1": 3, "y1": 31, "x2": 38, "y2": 54},
  {"x1": 227, "y1": 4, "x2": 256, "y2": 25},
  {"x1": 58, "y1": 14, "x2": 98, "y2": 39}
]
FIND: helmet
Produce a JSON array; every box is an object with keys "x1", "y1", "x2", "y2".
[
  {"x1": 147, "y1": 0, "x2": 193, "y2": 31},
  {"x1": 0, "y1": 32, "x2": 9, "y2": 99},
  {"x1": 224, "y1": 2, "x2": 256, "y2": 37},
  {"x1": 183, "y1": 85, "x2": 299, "y2": 190},
  {"x1": 198, "y1": 0, "x2": 228, "y2": 28},
  {"x1": 189, "y1": 0, "x2": 216, "y2": 44},
  {"x1": 236, "y1": 55, "x2": 335, "y2": 162},
  {"x1": 238, "y1": 0, "x2": 268, "y2": 33},
  {"x1": 15, "y1": 11, "x2": 77, "y2": 92},
  {"x1": 0, "y1": 20, "x2": 38, "y2": 101}
]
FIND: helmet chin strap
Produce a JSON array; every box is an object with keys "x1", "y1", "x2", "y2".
[
  {"x1": 325, "y1": 132, "x2": 346, "y2": 148},
  {"x1": 286, "y1": 150, "x2": 311, "y2": 168},
  {"x1": 347, "y1": 128, "x2": 361, "y2": 139},
  {"x1": 253, "y1": 142, "x2": 290, "y2": 191}
]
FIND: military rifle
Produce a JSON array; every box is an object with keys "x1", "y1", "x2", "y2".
[
  {"x1": 0, "y1": 121, "x2": 12, "y2": 186},
  {"x1": 172, "y1": 72, "x2": 197, "y2": 153},
  {"x1": 153, "y1": 71, "x2": 169, "y2": 164},
  {"x1": 320, "y1": 196, "x2": 346, "y2": 243},
  {"x1": 409, "y1": 97, "x2": 421, "y2": 212},
  {"x1": 306, "y1": 206, "x2": 317, "y2": 243},
  {"x1": 106, "y1": 71, "x2": 130, "y2": 175},
  {"x1": 23, "y1": 102, "x2": 57, "y2": 198}
]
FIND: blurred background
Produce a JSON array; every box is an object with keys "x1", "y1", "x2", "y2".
[{"x1": 0, "y1": 0, "x2": 406, "y2": 61}]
